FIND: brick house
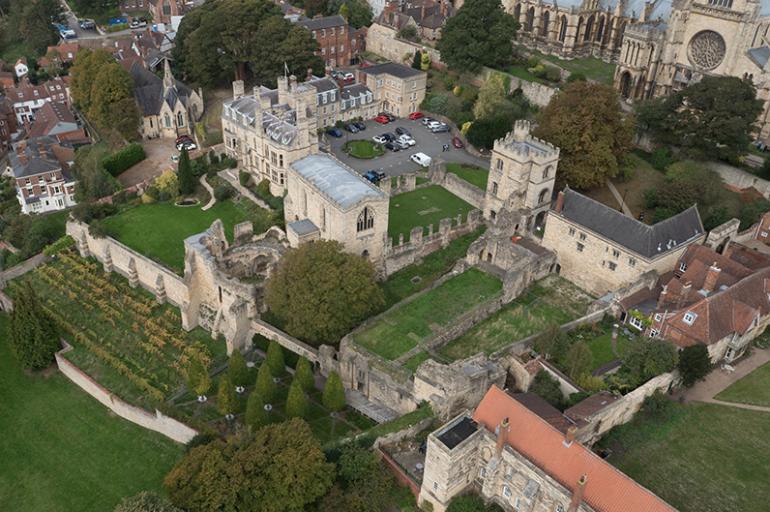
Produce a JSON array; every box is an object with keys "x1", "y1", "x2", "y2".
[
  {"x1": 27, "y1": 101, "x2": 89, "y2": 144},
  {"x1": 5, "y1": 76, "x2": 71, "y2": 125},
  {"x1": 300, "y1": 15, "x2": 352, "y2": 68},
  {"x1": 358, "y1": 61, "x2": 426, "y2": 117},
  {"x1": 38, "y1": 43, "x2": 81, "y2": 70},
  {"x1": 6, "y1": 136, "x2": 77, "y2": 214}
]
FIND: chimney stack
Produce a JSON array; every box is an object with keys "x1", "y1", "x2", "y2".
[
  {"x1": 495, "y1": 417, "x2": 510, "y2": 456},
  {"x1": 232, "y1": 80, "x2": 245, "y2": 99},
  {"x1": 702, "y1": 262, "x2": 721, "y2": 294},
  {"x1": 554, "y1": 190, "x2": 565, "y2": 213},
  {"x1": 568, "y1": 474, "x2": 588, "y2": 512},
  {"x1": 563, "y1": 425, "x2": 578, "y2": 447}
]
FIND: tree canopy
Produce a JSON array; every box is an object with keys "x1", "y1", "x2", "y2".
[
  {"x1": 3, "y1": 0, "x2": 60, "y2": 55},
  {"x1": 637, "y1": 76, "x2": 762, "y2": 162},
  {"x1": 534, "y1": 81, "x2": 634, "y2": 189},
  {"x1": 164, "y1": 419, "x2": 334, "y2": 512},
  {"x1": 114, "y1": 491, "x2": 182, "y2": 512},
  {"x1": 678, "y1": 344, "x2": 712, "y2": 387},
  {"x1": 265, "y1": 241, "x2": 384, "y2": 346},
  {"x1": 437, "y1": 0, "x2": 518, "y2": 73},
  {"x1": 173, "y1": 0, "x2": 324, "y2": 86},
  {"x1": 9, "y1": 284, "x2": 60, "y2": 370}
]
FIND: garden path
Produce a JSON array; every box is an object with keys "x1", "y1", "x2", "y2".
[
  {"x1": 218, "y1": 170, "x2": 271, "y2": 210},
  {"x1": 605, "y1": 180, "x2": 634, "y2": 217},
  {"x1": 200, "y1": 176, "x2": 216, "y2": 211}
]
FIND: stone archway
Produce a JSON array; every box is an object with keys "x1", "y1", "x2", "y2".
[
  {"x1": 534, "y1": 210, "x2": 547, "y2": 229},
  {"x1": 619, "y1": 71, "x2": 632, "y2": 99}
]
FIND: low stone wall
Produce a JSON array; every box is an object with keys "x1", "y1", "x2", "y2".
[
  {"x1": 436, "y1": 170, "x2": 485, "y2": 209},
  {"x1": 575, "y1": 370, "x2": 680, "y2": 446},
  {"x1": 707, "y1": 161, "x2": 770, "y2": 199},
  {"x1": 250, "y1": 319, "x2": 320, "y2": 363},
  {"x1": 373, "y1": 416, "x2": 434, "y2": 449},
  {"x1": 478, "y1": 67, "x2": 557, "y2": 108},
  {"x1": 365, "y1": 23, "x2": 442, "y2": 68},
  {"x1": 0, "y1": 253, "x2": 48, "y2": 284},
  {"x1": 56, "y1": 343, "x2": 197, "y2": 443}
]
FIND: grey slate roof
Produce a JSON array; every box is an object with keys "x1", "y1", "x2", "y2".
[
  {"x1": 559, "y1": 188, "x2": 704, "y2": 259},
  {"x1": 300, "y1": 15, "x2": 347, "y2": 31},
  {"x1": 288, "y1": 219, "x2": 320, "y2": 236},
  {"x1": 291, "y1": 154, "x2": 386, "y2": 210},
  {"x1": 9, "y1": 136, "x2": 63, "y2": 179},
  {"x1": 748, "y1": 46, "x2": 770, "y2": 68},
  {"x1": 129, "y1": 62, "x2": 194, "y2": 116},
  {"x1": 361, "y1": 62, "x2": 423, "y2": 79}
]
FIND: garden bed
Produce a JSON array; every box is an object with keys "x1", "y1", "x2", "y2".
[
  {"x1": 344, "y1": 139, "x2": 385, "y2": 159},
  {"x1": 388, "y1": 185, "x2": 475, "y2": 243}
]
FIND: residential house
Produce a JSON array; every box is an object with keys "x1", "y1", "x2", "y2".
[
  {"x1": 27, "y1": 102, "x2": 89, "y2": 144},
  {"x1": 358, "y1": 61, "x2": 426, "y2": 117},
  {"x1": 6, "y1": 77, "x2": 71, "y2": 125},
  {"x1": 14, "y1": 58, "x2": 28, "y2": 78},
  {"x1": 129, "y1": 60, "x2": 204, "y2": 140},
  {"x1": 300, "y1": 15, "x2": 353, "y2": 68},
  {"x1": 6, "y1": 136, "x2": 76, "y2": 214},
  {"x1": 621, "y1": 243, "x2": 770, "y2": 363},
  {"x1": 0, "y1": 96, "x2": 18, "y2": 152},
  {"x1": 541, "y1": 188, "x2": 706, "y2": 296},
  {"x1": 149, "y1": 0, "x2": 185, "y2": 24},
  {"x1": 378, "y1": 0, "x2": 453, "y2": 41},
  {"x1": 0, "y1": 71, "x2": 16, "y2": 90},
  {"x1": 419, "y1": 385, "x2": 675, "y2": 512},
  {"x1": 305, "y1": 74, "x2": 377, "y2": 127},
  {"x1": 38, "y1": 43, "x2": 81, "y2": 70}
]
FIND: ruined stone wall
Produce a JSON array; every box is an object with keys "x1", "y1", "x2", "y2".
[
  {"x1": 251, "y1": 319, "x2": 321, "y2": 364},
  {"x1": 429, "y1": 164, "x2": 486, "y2": 209},
  {"x1": 478, "y1": 67, "x2": 557, "y2": 108},
  {"x1": 365, "y1": 23, "x2": 443, "y2": 68}
]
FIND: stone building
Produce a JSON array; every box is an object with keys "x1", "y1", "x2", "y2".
[
  {"x1": 130, "y1": 60, "x2": 204, "y2": 140},
  {"x1": 378, "y1": 0, "x2": 454, "y2": 41},
  {"x1": 222, "y1": 76, "x2": 319, "y2": 195},
  {"x1": 6, "y1": 136, "x2": 76, "y2": 214},
  {"x1": 419, "y1": 386, "x2": 675, "y2": 512},
  {"x1": 358, "y1": 62, "x2": 427, "y2": 117},
  {"x1": 614, "y1": 0, "x2": 770, "y2": 140},
  {"x1": 505, "y1": 0, "x2": 656, "y2": 61},
  {"x1": 299, "y1": 15, "x2": 354, "y2": 67},
  {"x1": 284, "y1": 153, "x2": 390, "y2": 262},
  {"x1": 541, "y1": 188, "x2": 706, "y2": 296},
  {"x1": 482, "y1": 120, "x2": 559, "y2": 231}
]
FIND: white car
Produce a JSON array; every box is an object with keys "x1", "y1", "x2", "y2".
[
  {"x1": 426, "y1": 120, "x2": 445, "y2": 130},
  {"x1": 398, "y1": 134, "x2": 416, "y2": 147},
  {"x1": 372, "y1": 135, "x2": 388, "y2": 144},
  {"x1": 343, "y1": 72, "x2": 355, "y2": 80},
  {"x1": 410, "y1": 152, "x2": 432, "y2": 167}
]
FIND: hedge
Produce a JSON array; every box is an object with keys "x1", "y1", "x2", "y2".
[{"x1": 102, "y1": 143, "x2": 146, "y2": 177}]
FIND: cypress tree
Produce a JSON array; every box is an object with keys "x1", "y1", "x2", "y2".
[
  {"x1": 245, "y1": 392, "x2": 267, "y2": 432},
  {"x1": 322, "y1": 371, "x2": 346, "y2": 412},
  {"x1": 294, "y1": 357, "x2": 315, "y2": 392},
  {"x1": 9, "y1": 284, "x2": 60, "y2": 370},
  {"x1": 255, "y1": 361, "x2": 276, "y2": 403},
  {"x1": 177, "y1": 147, "x2": 195, "y2": 196},
  {"x1": 217, "y1": 375, "x2": 238, "y2": 415},
  {"x1": 412, "y1": 50, "x2": 422, "y2": 70},
  {"x1": 266, "y1": 341, "x2": 285, "y2": 377},
  {"x1": 286, "y1": 379, "x2": 308, "y2": 419},
  {"x1": 228, "y1": 350, "x2": 249, "y2": 387}
]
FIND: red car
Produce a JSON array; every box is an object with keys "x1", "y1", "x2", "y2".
[
  {"x1": 452, "y1": 136, "x2": 464, "y2": 149},
  {"x1": 373, "y1": 115, "x2": 390, "y2": 124},
  {"x1": 408, "y1": 111, "x2": 424, "y2": 120}
]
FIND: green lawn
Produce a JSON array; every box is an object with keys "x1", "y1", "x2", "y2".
[
  {"x1": 345, "y1": 139, "x2": 384, "y2": 159},
  {"x1": 535, "y1": 52, "x2": 617, "y2": 85},
  {"x1": 505, "y1": 64, "x2": 552, "y2": 85},
  {"x1": 438, "y1": 276, "x2": 593, "y2": 361},
  {"x1": 102, "y1": 199, "x2": 273, "y2": 273},
  {"x1": 354, "y1": 268, "x2": 502, "y2": 360},
  {"x1": 388, "y1": 185, "x2": 475, "y2": 243},
  {"x1": 381, "y1": 227, "x2": 485, "y2": 308},
  {"x1": 716, "y1": 360, "x2": 770, "y2": 407},
  {"x1": 583, "y1": 331, "x2": 632, "y2": 373},
  {"x1": 446, "y1": 163, "x2": 489, "y2": 190},
  {"x1": 599, "y1": 402, "x2": 770, "y2": 512},
  {"x1": 0, "y1": 315, "x2": 182, "y2": 512}
]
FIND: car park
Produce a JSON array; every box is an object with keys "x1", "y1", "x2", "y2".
[
  {"x1": 410, "y1": 152, "x2": 432, "y2": 167},
  {"x1": 345, "y1": 123, "x2": 359, "y2": 133},
  {"x1": 326, "y1": 127, "x2": 343, "y2": 137},
  {"x1": 452, "y1": 136, "x2": 464, "y2": 149},
  {"x1": 373, "y1": 115, "x2": 390, "y2": 124},
  {"x1": 363, "y1": 169, "x2": 386, "y2": 183},
  {"x1": 395, "y1": 127, "x2": 411, "y2": 137},
  {"x1": 408, "y1": 111, "x2": 424, "y2": 120},
  {"x1": 384, "y1": 141, "x2": 400, "y2": 152}
]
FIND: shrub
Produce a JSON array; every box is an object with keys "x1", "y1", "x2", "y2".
[
  {"x1": 529, "y1": 371, "x2": 564, "y2": 410},
  {"x1": 648, "y1": 147, "x2": 674, "y2": 171},
  {"x1": 678, "y1": 344, "x2": 712, "y2": 387},
  {"x1": 255, "y1": 361, "x2": 276, "y2": 403},
  {"x1": 209, "y1": 151, "x2": 219, "y2": 165},
  {"x1": 9, "y1": 284, "x2": 60, "y2": 370},
  {"x1": 285, "y1": 379, "x2": 308, "y2": 418},
  {"x1": 228, "y1": 350, "x2": 250, "y2": 387},
  {"x1": 114, "y1": 491, "x2": 182, "y2": 512},
  {"x1": 639, "y1": 391, "x2": 675, "y2": 421},
  {"x1": 71, "y1": 202, "x2": 117, "y2": 223},
  {"x1": 294, "y1": 357, "x2": 315, "y2": 392},
  {"x1": 177, "y1": 148, "x2": 195, "y2": 196},
  {"x1": 154, "y1": 169, "x2": 179, "y2": 199},
  {"x1": 213, "y1": 183, "x2": 234, "y2": 201},
  {"x1": 245, "y1": 391, "x2": 267, "y2": 431},
  {"x1": 239, "y1": 170, "x2": 250, "y2": 186},
  {"x1": 322, "y1": 371, "x2": 346, "y2": 412},
  {"x1": 102, "y1": 143, "x2": 146, "y2": 177},
  {"x1": 42, "y1": 235, "x2": 75, "y2": 256},
  {"x1": 186, "y1": 432, "x2": 218, "y2": 451},
  {"x1": 266, "y1": 341, "x2": 286, "y2": 377},
  {"x1": 566, "y1": 72, "x2": 587, "y2": 83}
]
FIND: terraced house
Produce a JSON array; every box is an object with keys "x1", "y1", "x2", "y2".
[
  {"x1": 358, "y1": 62, "x2": 427, "y2": 117},
  {"x1": 6, "y1": 136, "x2": 76, "y2": 214}
]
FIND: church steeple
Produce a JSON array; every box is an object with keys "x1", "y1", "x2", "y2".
[{"x1": 162, "y1": 59, "x2": 175, "y2": 91}]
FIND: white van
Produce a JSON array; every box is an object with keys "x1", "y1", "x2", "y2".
[{"x1": 410, "y1": 152, "x2": 432, "y2": 167}]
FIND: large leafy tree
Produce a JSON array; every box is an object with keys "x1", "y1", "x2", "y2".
[
  {"x1": 164, "y1": 419, "x2": 334, "y2": 511},
  {"x1": 678, "y1": 344, "x2": 712, "y2": 387},
  {"x1": 329, "y1": 0, "x2": 372, "y2": 28},
  {"x1": 322, "y1": 371, "x2": 345, "y2": 412},
  {"x1": 114, "y1": 491, "x2": 182, "y2": 512},
  {"x1": 534, "y1": 81, "x2": 634, "y2": 189},
  {"x1": 637, "y1": 76, "x2": 762, "y2": 161},
  {"x1": 265, "y1": 241, "x2": 384, "y2": 346},
  {"x1": 437, "y1": 0, "x2": 518, "y2": 73},
  {"x1": 89, "y1": 61, "x2": 139, "y2": 140},
  {"x1": 70, "y1": 49, "x2": 115, "y2": 113},
  {"x1": 177, "y1": 148, "x2": 195, "y2": 196},
  {"x1": 7, "y1": 0, "x2": 60, "y2": 55},
  {"x1": 9, "y1": 284, "x2": 60, "y2": 370},
  {"x1": 473, "y1": 73, "x2": 508, "y2": 120},
  {"x1": 173, "y1": 0, "x2": 323, "y2": 86},
  {"x1": 285, "y1": 378, "x2": 308, "y2": 419},
  {"x1": 619, "y1": 339, "x2": 678, "y2": 388}
]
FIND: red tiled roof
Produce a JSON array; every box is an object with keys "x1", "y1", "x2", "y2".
[{"x1": 472, "y1": 386, "x2": 675, "y2": 512}]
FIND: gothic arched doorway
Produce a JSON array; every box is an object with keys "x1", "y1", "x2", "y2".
[{"x1": 619, "y1": 71, "x2": 632, "y2": 99}]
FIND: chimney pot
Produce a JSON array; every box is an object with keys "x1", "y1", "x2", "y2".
[
  {"x1": 564, "y1": 425, "x2": 578, "y2": 446},
  {"x1": 554, "y1": 190, "x2": 565, "y2": 213},
  {"x1": 495, "y1": 417, "x2": 510, "y2": 456},
  {"x1": 702, "y1": 262, "x2": 722, "y2": 294},
  {"x1": 568, "y1": 474, "x2": 588, "y2": 512}
]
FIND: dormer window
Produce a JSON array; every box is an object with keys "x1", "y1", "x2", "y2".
[
  {"x1": 679, "y1": 261, "x2": 687, "y2": 272},
  {"x1": 683, "y1": 312, "x2": 697, "y2": 325}
]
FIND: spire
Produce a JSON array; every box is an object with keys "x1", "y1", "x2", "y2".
[{"x1": 163, "y1": 59, "x2": 174, "y2": 91}]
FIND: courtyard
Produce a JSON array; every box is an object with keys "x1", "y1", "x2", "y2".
[
  {"x1": 438, "y1": 276, "x2": 594, "y2": 361},
  {"x1": 101, "y1": 199, "x2": 273, "y2": 273},
  {"x1": 388, "y1": 185, "x2": 475, "y2": 243},
  {"x1": 353, "y1": 268, "x2": 502, "y2": 361},
  {"x1": 0, "y1": 315, "x2": 182, "y2": 512}
]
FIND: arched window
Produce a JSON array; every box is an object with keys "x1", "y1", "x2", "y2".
[
  {"x1": 513, "y1": 3, "x2": 521, "y2": 23},
  {"x1": 558, "y1": 16, "x2": 567, "y2": 42},
  {"x1": 575, "y1": 17, "x2": 584, "y2": 42},
  {"x1": 176, "y1": 111, "x2": 185, "y2": 127},
  {"x1": 538, "y1": 188, "x2": 550, "y2": 204},
  {"x1": 164, "y1": 113, "x2": 171, "y2": 128},
  {"x1": 541, "y1": 11, "x2": 550, "y2": 37},
  {"x1": 492, "y1": 181, "x2": 499, "y2": 195},
  {"x1": 357, "y1": 207, "x2": 374, "y2": 232},
  {"x1": 542, "y1": 166, "x2": 552, "y2": 180},
  {"x1": 584, "y1": 15, "x2": 594, "y2": 42},
  {"x1": 596, "y1": 16, "x2": 605, "y2": 42},
  {"x1": 526, "y1": 7, "x2": 535, "y2": 32}
]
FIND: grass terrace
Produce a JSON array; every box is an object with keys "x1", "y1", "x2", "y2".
[
  {"x1": 102, "y1": 199, "x2": 273, "y2": 273},
  {"x1": 526, "y1": 48, "x2": 617, "y2": 85},
  {"x1": 715, "y1": 360, "x2": 770, "y2": 407},
  {"x1": 7, "y1": 251, "x2": 228, "y2": 410},
  {"x1": 0, "y1": 315, "x2": 182, "y2": 512},
  {"x1": 439, "y1": 276, "x2": 593, "y2": 361},
  {"x1": 354, "y1": 268, "x2": 502, "y2": 360},
  {"x1": 388, "y1": 185, "x2": 475, "y2": 243},
  {"x1": 344, "y1": 139, "x2": 385, "y2": 159},
  {"x1": 599, "y1": 402, "x2": 770, "y2": 512},
  {"x1": 446, "y1": 163, "x2": 489, "y2": 190}
]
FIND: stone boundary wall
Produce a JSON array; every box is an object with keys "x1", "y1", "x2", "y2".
[
  {"x1": 66, "y1": 221, "x2": 189, "y2": 309},
  {"x1": 379, "y1": 448, "x2": 421, "y2": 498},
  {"x1": 429, "y1": 163, "x2": 486, "y2": 209},
  {"x1": 707, "y1": 161, "x2": 770, "y2": 199},
  {"x1": 0, "y1": 253, "x2": 49, "y2": 284},
  {"x1": 365, "y1": 23, "x2": 443, "y2": 68},
  {"x1": 575, "y1": 370, "x2": 680, "y2": 446},
  {"x1": 250, "y1": 319, "x2": 320, "y2": 363},
  {"x1": 55, "y1": 343, "x2": 197, "y2": 443},
  {"x1": 478, "y1": 67, "x2": 558, "y2": 108},
  {"x1": 373, "y1": 417, "x2": 434, "y2": 449}
]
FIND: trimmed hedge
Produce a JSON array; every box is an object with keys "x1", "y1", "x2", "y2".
[{"x1": 102, "y1": 143, "x2": 146, "y2": 177}]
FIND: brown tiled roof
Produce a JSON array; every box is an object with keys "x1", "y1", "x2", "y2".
[
  {"x1": 564, "y1": 391, "x2": 620, "y2": 426},
  {"x1": 725, "y1": 244, "x2": 770, "y2": 271},
  {"x1": 473, "y1": 386, "x2": 676, "y2": 512},
  {"x1": 513, "y1": 392, "x2": 575, "y2": 433}
]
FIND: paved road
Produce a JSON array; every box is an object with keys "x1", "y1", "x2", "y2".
[
  {"x1": 325, "y1": 117, "x2": 489, "y2": 177},
  {"x1": 59, "y1": 0, "x2": 133, "y2": 40}
]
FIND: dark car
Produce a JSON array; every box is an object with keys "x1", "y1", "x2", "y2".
[
  {"x1": 382, "y1": 132, "x2": 395, "y2": 141},
  {"x1": 326, "y1": 127, "x2": 343, "y2": 137},
  {"x1": 395, "y1": 126, "x2": 411, "y2": 137},
  {"x1": 431, "y1": 124, "x2": 450, "y2": 133},
  {"x1": 176, "y1": 135, "x2": 193, "y2": 145},
  {"x1": 353, "y1": 121, "x2": 366, "y2": 131},
  {"x1": 344, "y1": 123, "x2": 359, "y2": 133},
  {"x1": 384, "y1": 141, "x2": 400, "y2": 152},
  {"x1": 363, "y1": 169, "x2": 386, "y2": 183},
  {"x1": 452, "y1": 136, "x2": 464, "y2": 149}
]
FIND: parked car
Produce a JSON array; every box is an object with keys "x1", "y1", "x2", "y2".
[
  {"x1": 130, "y1": 18, "x2": 148, "y2": 29},
  {"x1": 176, "y1": 141, "x2": 198, "y2": 151},
  {"x1": 410, "y1": 152, "x2": 432, "y2": 167},
  {"x1": 171, "y1": 154, "x2": 180, "y2": 163},
  {"x1": 395, "y1": 139, "x2": 410, "y2": 150},
  {"x1": 343, "y1": 72, "x2": 355, "y2": 81},
  {"x1": 373, "y1": 115, "x2": 390, "y2": 124},
  {"x1": 372, "y1": 135, "x2": 388, "y2": 144},
  {"x1": 345, "y1": 123, "x2": 359, "y2": 133},
  {"x1": 408, "y1": 111, "x2": 424, "y2": 120},
  {"x1": 79, "y1": 19, "x2": 96, "y2": 30},
  {"x1": 326, "y1": 127, "x2": 343, "y2": 137},
  {"x1": 395, "y1": 126, "x2": 411, "y2": 137},
  {"x1": 176, "y1": 135, "x2": 193, "y2": 145},
  {"x1": 421, "y1": 117, "x2": 435, "y2": 126},
  {"x1": 452, "y1": 136, "x2": 464, "y2": 149},
  {"x1": 431, "y1": 123, "x2": 450, "y2": 133},
  {"x1": 384, "y1": 141, "x2": 400, "y2": 152},
  {"x1": 384, "y1": 113, "x2": 396, "y2": 122},
  {"x1": 353, "y1": 121, "x2": 366, "y2": 131},
  {"x1": 363, "y1": 169, "x2": 386, "y2": 183},
  {"x1": 397, "y1": 134, "x2": 416, "y2": 147}
]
